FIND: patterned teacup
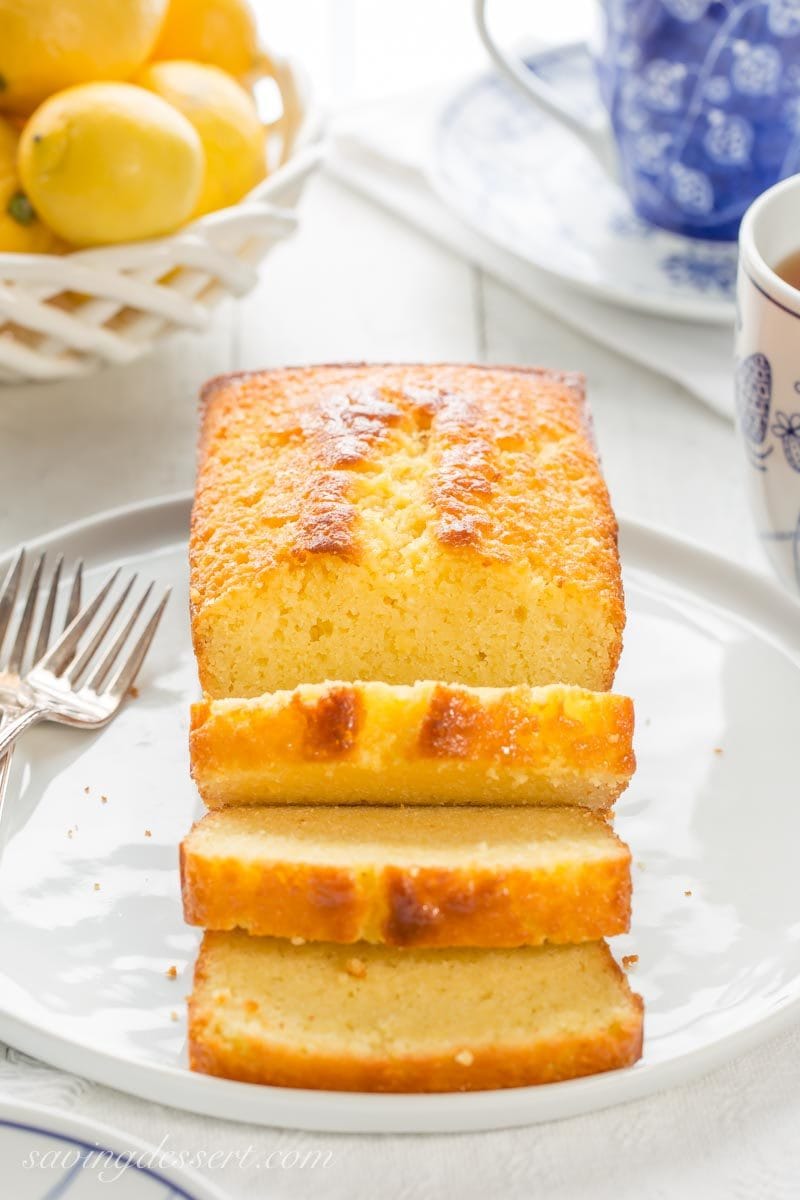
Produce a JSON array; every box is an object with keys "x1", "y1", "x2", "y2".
[
  {"x1": 474, "y1": 0, "x2": 800, "y2": 241},
  {"x1": 736, "y1": 174, "x2": 800, "y2": 597}
]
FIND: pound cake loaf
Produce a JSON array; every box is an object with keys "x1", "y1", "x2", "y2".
[
  {"x1": 190, "y1": 680, "x2": 635, "y2": 808},
  {"x1": 189, "y1": 932, "x2": 643, "y2": 1091},
  {"x1": 190, "y1": 364, "x2": 624, "y2": 698},
  {"x1": 181, "y1": 805, "x2": 632, "y2": 946}
]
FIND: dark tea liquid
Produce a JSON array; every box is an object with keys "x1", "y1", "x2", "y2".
[{"x1": 775, "y1": 249, "x2": 800, "y2": 290}]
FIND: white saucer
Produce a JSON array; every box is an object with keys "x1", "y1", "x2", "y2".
[
  {"x1": 0, "y1": 495, "x2": 799, "y2": 1133},
  {"x1": 431, "y1": 43, "x2": 737, "y2": 325},
  {"x1": 0, "y1": 1097, "x2": 225, "y2": 1199}
]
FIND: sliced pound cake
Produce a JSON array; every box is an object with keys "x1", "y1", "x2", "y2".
[
  {"x1": 181, "y1": 806, "x2": 632, "y2": 947},
  {"x1": 190, "y1": 364, "x2": 624, "y2": 697},
  {"x1": 189, "y1": 933, "x2": 643, "y2": 1091},
  {"x1": 190, "y1": 680, "x2": 635, "y2": 808}
]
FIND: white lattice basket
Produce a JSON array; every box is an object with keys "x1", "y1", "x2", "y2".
[{"x1": 0, "y1": 57, "x2": 321, "y2": 384}]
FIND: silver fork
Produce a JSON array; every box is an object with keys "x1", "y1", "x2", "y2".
[
  {"x1": 0, "y1": 560, "x2": 169, "y2": 759},
  {"x1": 0, "y1": 550, "x2": 83, "y2": 821}
]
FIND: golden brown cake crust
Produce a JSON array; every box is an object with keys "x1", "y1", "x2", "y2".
[
  {"x1": 190, "y1": 363, "x2": 625, "y2": 695},
  {"x1": 187, "y1": 934, "x2": 644, "y2": 1092},
  {"x1": 188, "y1": 1017, "x2": 644, "y2": 1093},
  {"x1": 180, "y1": 806, "x2": 632, "y2": 947},
  {"x1": 292, "y1": 685, "x2": 364, "y2": 759},
  {"x1": 193, "y1": 362, "x2": 613, "y2": 579},
  {"x1": 189, "y1": 681, "x2": 635, "y2": 808}
]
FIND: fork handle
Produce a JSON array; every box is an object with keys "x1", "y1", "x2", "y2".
[
  {"x1": 0, "y1": 710, "x2": 14, "y2": 830},
  {"x1": 0, "y1": 705, "x2": 47, "y2": 758}
]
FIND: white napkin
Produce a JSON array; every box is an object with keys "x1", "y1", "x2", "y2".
[{"x1": 326, "y1": 88, "x2": 735, "y2": 422}]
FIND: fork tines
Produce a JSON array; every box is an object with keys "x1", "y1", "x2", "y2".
[
  {"x1": 41, "y1": 570, "x2": 170, "y2": 698},
  {"x1": 0, "y1": 550, "x2": 81, "y2": 677},
  {"x1": 0, "y1": 549, "x2": 26, "y2": 661},
  {"x1": 0, "y1": 549, "x2": 169, "y2": 697}
]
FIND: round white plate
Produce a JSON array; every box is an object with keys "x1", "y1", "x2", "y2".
[
  {"x1": 431, "y1": 43, "x2": 737, "y2": 325},
  {"x1": 0, "y1": 1097, "x2": 225, "y2": 1199},
  {"x1": 0, "y1": 494, "x2": 799, "y2": 1133}
]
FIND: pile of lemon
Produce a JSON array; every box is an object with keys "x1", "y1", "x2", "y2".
[{"x1": 0, "y1": 0, "x2": 273, "y2": 252}]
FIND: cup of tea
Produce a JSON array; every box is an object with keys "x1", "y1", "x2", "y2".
[
  {"x1": 736, "y1": 174, "x2": 800, "y2": 597},
  {"x1": 474, "y1": 0, "x2": 800, "y2": 241}
]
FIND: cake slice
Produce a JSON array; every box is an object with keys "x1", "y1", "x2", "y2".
[
  {"x1": 190, "y1": 363, "x2": 624, "y2": 697},
  {"x1": 181, "y1": 805, "x2": 631, "y2": 947},
  {"x1": 188, "y1": 933, "x2": 643, "y2": 1092},
  {"x1": 190, "y1": 680, "x2": 635, "y2": 808}
]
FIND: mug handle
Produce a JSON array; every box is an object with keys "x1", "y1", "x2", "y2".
[{"x1": 473, "y1": 0, "x2": 615, "y2": 176}]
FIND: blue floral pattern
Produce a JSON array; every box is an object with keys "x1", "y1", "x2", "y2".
[
  {"x1": 736, "y1": 276, "x2": 800, "y2": 596},
  {"x1": 771, "y1": 411, "x2": 800, "y2": 469},
  {"x1": 736, "y1": 351, "x2": 774, "y2": 467},
  {"x1": 598, "y1": 0, "x2": 800, "y2": 239},
  {"x1": 661, "y1": 249, "x2": 737, "y2": 293},
  {"x1": 434, "y1": 43, "x2": 738, "y2": 318},
  {"x1": 737, "y1": 352, "x2": 772, "y2": 438}
]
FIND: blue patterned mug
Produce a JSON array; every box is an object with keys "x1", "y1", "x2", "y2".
[
  {"x1": 474, "y1": 0, "x2": 800, "y2": 241},
  {"x1": 736, "y1": 175, "x2": 800, "y2": 597}
]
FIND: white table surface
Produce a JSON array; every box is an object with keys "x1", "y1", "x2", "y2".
[{"x1": 1, "y1": 3, "x2": 795, "y2": 1198}]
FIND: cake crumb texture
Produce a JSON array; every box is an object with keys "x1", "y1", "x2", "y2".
[
  {"x1": 188, "y1": 932, "x2": 643, "y2": 1092},
  {"x1": 180, "y1": 804, "x2": 632, "y2": 947},
  {"x1": 190, "y1": 364, "x2": 624, "y2": 697},
  {"x1": 190, "y1": 680, "x2": 635, "y2": 808}
]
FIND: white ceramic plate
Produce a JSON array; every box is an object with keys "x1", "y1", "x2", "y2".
[
  {"x1": 0, "y1": 1097, "x2": 225, "y2": 1199},
  {"x1": 0, "y1": 494, "x2": 799, "y2": 1133},
  {"x1": 431, "y1": 43, "x2": 737, "y2": 325}
]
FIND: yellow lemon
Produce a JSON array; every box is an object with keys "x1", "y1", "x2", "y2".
[
  {"x1": 0, "y1": 0, "x2": 169, "y2": 116},
  {"x1": 136, "y1": 61, "x2": 265, "y2": 216},
  {"x1": 18, "y1": 83, "x2": 204, "y2": 247},
  {"x1": 150, "y1": 0, "x2": 266, "y2": 79},
  {"x1": 0, "y1": 115, "x2": 62, "y2": 252}
]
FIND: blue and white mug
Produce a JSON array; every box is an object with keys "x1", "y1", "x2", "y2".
[
  {"x1": 474, "y1": 0, "x2": 800, "y2": 241},
  {"x1": 736, "y1": 175, "x2": 800, "y2": 597}
]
